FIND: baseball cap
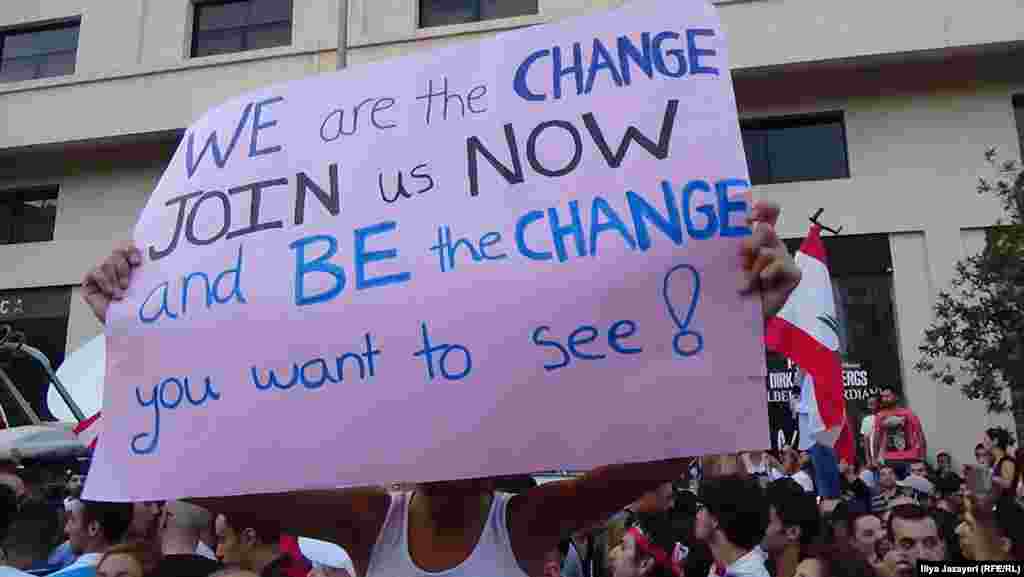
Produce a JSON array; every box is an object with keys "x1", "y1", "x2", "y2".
[
  {"x1": 297, "y1": 537, "x2": 355, "y2": 575},
  {"x1": 897, "y1": 475, "x2": 937, "y2": 498}
]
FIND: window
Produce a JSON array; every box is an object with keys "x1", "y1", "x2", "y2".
[
  {"x1": 1013, "y1": 95, "x2": 1024, "y2": 159},
  {"x1": 0, "y1": 20, "x2": 79, "y2": 83},
  {"x1": 192, "y1": 0, "x2": 292, "y2": 58},
  {"x1": 0, "y1": 188, "x2": 58, "y2": 244},
  {"x1": 420, "y1": 0, "x2": 538, "y2": 28},
  {"x1": 741, "y1": 112, "x2": 850, "y2": 185}
]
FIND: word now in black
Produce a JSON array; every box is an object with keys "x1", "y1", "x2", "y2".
[{"x1": 918, "y1": 561, "x2": 1023, "y2": 575}]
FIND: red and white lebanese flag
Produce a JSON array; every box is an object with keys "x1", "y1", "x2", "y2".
[
  {"x1": 765, "y1": 225, "x2": 852, "y2": 462},
  {"x1": 73, "y1": 411, "x2": 102, "y2": 451}
]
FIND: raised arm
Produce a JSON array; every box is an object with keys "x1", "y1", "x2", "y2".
[
  {"x1": 994, "y1": 459, "x2": 1016, "y2": 490},
  {"x1": 508, "y1": 458, "x2": 692, "y2": 576},
  {"x1": 189, "y1": 487, "x2": 390, "y2": 576}
]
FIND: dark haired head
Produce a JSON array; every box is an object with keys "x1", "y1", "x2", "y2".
[
  {"x1": 630, "y1": 512, "x2": 683, "y2": 577},
  {"x1": 993, "y1": 496, "x2": 1024, "y2": 553},
  {"x1": 80, "y1": 500, "x2": 134, "y2": 545},
  {"x1": 222, "y1": 511, "x2": 282, "y2": 545},
  {"x1": 672, "y1": 489, "x2": 699, "y2": 517},
  {"x1": 765, "y1": 478, "x2": 822, "y2": 550},
  {"x1": 698, "y1": 475, "x2": 767, "y2": 550},
  {"x1": 885, "y1": 503, "x2": 936, "y2": 538},
  {"x1": 3, "y1": 501, "x2": 64, "y2": 568},
  {"x1": 0, "y1": 484, "x2": 18, "y2": 538},
  {"x1": 985, "y1": 428, "x2": 1015, "y2": 451},
  {"x1": 492, "y1": 474, "x2": 538, "y2": 494}
]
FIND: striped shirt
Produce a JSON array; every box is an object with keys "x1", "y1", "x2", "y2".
[{"x1": 871, "y1": 488, "x2": 898, "y2": 513}]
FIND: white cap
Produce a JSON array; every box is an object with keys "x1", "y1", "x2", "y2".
[
  {"x1": 298, "y1": 537, "x2": 355, "y2": 574},
  {"x1": 897, "y1": 475, "x2": 935, "y2": 496}
]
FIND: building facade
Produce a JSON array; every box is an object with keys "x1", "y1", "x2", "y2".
[{"x1": 1, "y1": 0, "x2": 1022, "y2": 463}]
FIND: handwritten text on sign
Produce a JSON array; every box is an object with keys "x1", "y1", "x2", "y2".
[{"x1": 85, "y1": 0, "x2": 769, "y2": 501}]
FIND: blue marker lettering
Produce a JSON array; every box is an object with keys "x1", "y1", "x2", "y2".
[
  {"x1": 515, "y1": 210, "x2": 553, "y2": 261},
  {"x1": 716, "y1": 179, "x2": 752, "y2": 237}
]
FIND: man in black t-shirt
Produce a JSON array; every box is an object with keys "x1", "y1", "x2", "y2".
[
  {"x1": 931, "y1": 451, "x2": 963, "y2": 496},
  {"x1": 151, "y1": 501, "x2": 221, "y2": 577}
]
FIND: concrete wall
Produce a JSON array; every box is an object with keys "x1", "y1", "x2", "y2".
[{"x1": 3, "y1": 0, "x2": 1024, "y2": 149}]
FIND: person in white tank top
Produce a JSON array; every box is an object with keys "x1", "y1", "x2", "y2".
[
  {"x1": 88, "y1": 202, "x2": 802, "y2": 577},
  {"x1": 365, "y1": 489, "x2": 527, "y2": 577}
]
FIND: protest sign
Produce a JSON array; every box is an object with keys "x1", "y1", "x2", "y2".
[{"x1": 84, "y1": 0, "x2": 768, "y2": 501}]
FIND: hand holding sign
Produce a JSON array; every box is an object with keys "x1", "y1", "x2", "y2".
[
  {"x1": 82, "y1": 242, "x2": 142, "y2": 321},
  {"x1": 741, "y1": 201, "x2": 800, "y2": 318}
]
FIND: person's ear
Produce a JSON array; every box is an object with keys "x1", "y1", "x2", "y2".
[{"x1": 87, "y1": 520, "x2": 101, "y2": 539}]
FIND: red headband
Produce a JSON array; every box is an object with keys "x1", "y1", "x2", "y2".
[{"x1": 627, "y1": 527, "x2": 682, "y2": 577}]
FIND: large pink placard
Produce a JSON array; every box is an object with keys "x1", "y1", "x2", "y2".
[{"x1": 85, "y1": 0, "x2": 769, "y2": 501}]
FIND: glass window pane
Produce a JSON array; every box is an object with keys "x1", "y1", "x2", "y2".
[
  {"x1": 480, "y1": 0, "x2": 537, "y2": 20},
  {"x1": 741, "y1": 129, "x2": 771, "y2": 185},
  {"x1": 196, "y1": 1, "x2": 250, "y2": 32},
  {"x1": 741, "y1": 115, "x2": 849, "y2": 185},
  {"x1": 0, "y1": 200, "x2": 13, "y2": 244},
  {"x1": 194, "y1": 29, "x2": 245, "y2": 57},
  {"x1": 0, "y1": 57, "x2": 38, "y2": 83},
  {"x1": 766, "y1": 122, "x2": 847, "y2": 182},
  {"x1": 244, "y1": 23, "x2": 291, "y2": 51},
  {"x1": 37, "y1": 50, "x2": 76, "y2": 78},
  {"x1": 2, "y1": 25, "x2": 79, "y2": 59},
  {"x1": 249, "y1": 0, "x2": 292, "y2": 26},
  {"x1": 420, "y1": 0, "x2": 479, "y2": 27},
  {"x1": 0, "y1": 190, "x2": 57, "y2": 244},
  {"x1": 17, "y1": 203, "x2": 57, "y2": 243}
]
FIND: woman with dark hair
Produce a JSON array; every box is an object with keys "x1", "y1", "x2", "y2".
[
  {"x1": 983, "y1": 428, "x2": 1017, "y2": 493},
  {"x1": 792, "y1": 544, "x2": 879, "y2": 577},
  {"x1": 609, "y1": 512, "x2": 683, "y2": 577}
]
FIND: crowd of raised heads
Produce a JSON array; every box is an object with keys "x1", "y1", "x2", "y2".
[
  {"x1": 0, "y1": 430, "x2": 1018, "y2": 577},
  {"x1": 554, "y1": 432, "x2": 1023, "y2": 577},
  {"x1": 0, "y1": 479, "x2": 354, "y2": 577}
]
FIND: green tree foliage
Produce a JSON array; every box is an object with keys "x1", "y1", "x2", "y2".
[{"x1": 916, "y1": 150, "x2": 1024, "y2": 439}]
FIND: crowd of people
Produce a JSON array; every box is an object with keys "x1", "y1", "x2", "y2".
[
  {"x1": 0, "y1": 480, "x2": 356, "y2": 577},
  {"x1": 0, "y1": 430, "x2": 1019, "y2": 577},
  {"x1": 0, "y1": 201, "x2": 993, "y2": 577}
]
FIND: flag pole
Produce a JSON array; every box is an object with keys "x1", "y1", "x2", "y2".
[
  {"x1": 809, "y1": 208, "x2": 843, "y2": 235},
  {"x1": 336, "y1": 0, "x2": 348, "y2": 70}
]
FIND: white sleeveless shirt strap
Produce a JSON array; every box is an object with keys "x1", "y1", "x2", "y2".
[{"x1": 365, "y1": 491, "x2": 530, "y2": 577}]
